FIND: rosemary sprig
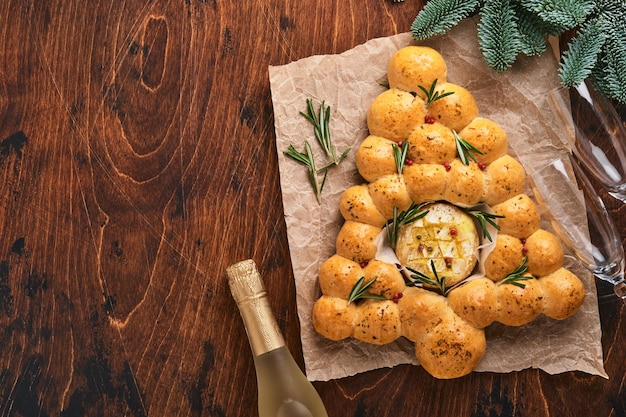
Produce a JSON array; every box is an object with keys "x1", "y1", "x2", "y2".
[
  {"x1": 392, "y1": 140, "x2": 410, "y2": 174},
  {"x1": 283, "y1": 142, "x2": 328, "y2": 205},
  {"x1": 465, "y1": 209, "x2": 504, "y2": 242},
  {"x1": 387, "y1": 203, "x2": 430, "y2": 250},
  {"x1": 284, "y1": 98, "x2": 350, "y2": 204},
  {"x1": 500, "y1": 258, "x2": 532, "y2": 288},
  {"x1": 406, "y1": 260, "x2": 447, "y2": 295},
  {"x1": 453, "y1": 130, "x2": 484, "y2": 165},
  {"x1": 300, "y1": 99, "x2": 350, "y2": 168},
  {"x1": 418, "y1": 79, "x2": 455, "y2": 106},
  {"x1": 347, "y1": 276, "x2": 387, "y2": 304}
]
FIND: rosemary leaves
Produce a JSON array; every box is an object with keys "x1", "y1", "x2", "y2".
[
  {"x1": 419, "y1": 79, "x2": 455, "y2": 106},
  {"x1": 465, "y1": 209, "x2": 504, "y2": 242},
  {"x1": 454, "y1": 130, "x2": 484, "y2": 165},
  {"x1": 347, "y1": 276, "x2": 387, "y2": 304},
  {"x1": 386, "y1": 203, "x2": 430, "y2": 250},
  {"x1": 406, "y1": 260, "x2": 447, "y2": 295},
  {"x1": 500, "y1": 258, "x2": 532, "y2": 288},
  {"x1": 283, "y1": 99, "x2": 350, "y2": 204}
]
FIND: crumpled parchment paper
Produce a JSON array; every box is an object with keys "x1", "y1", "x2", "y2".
[{"x1": 269, "y1": 17, "x2": 607, "y2": 382}]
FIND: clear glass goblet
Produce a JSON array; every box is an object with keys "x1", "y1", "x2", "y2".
[
  {"x1": 548, "y1": 79, "x2": 626, "y2": 203},
  {"x1": 529, "y1": 153, "x2": 626, "y2": 300}
]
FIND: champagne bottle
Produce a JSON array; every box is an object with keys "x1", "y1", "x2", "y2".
[{"x1": 227, "y1": 259, "x2": 329, "y2": 417}]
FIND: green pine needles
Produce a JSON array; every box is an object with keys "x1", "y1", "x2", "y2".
[{"x1": 410, "y1": 0, "x2": 626, "y2": 103}]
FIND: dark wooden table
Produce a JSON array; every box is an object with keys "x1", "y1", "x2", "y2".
[{"x1": 1, "y1": 1, "x2": 624, "y2": 416}]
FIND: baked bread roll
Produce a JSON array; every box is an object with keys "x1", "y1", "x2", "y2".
[
  {"x1": 427, "y1": 82, "x2": 479, "y2": 132},
  {"x1": 387, "y1": 45, "x2": 448, "y2": 95},
  {"x1": 355, "y1": 135, "x2": 397, "y2": 182},
  {"x1": 403, "y1": 163, "x2": 448, "y2": 203},
  {"x1": 458, "y1": 117, "x2": 508, "y2": 164},
  {"x1": 415, "y1": 311, "x2": 486, "y2": 379},
  {"x1": 340, "y1": 184, "x2": 388, "y2": 228},
  {"x1": 483, "y1": 234, "x2": 525, "y2": 282},
  {"x1": 312, "y1": 295, "x2": 357, "y2": 341},
  {"x1": 491, "y1": 194, "x2": 541, "y2": 238},
  {"x1": 447, "y1": 277, "x2": 499, "y2": 328},
  {"x1": 483, "y1": 155, "x2": 526, "y2": 205},
  {"x1": 367, "y1": 88, "x2": 427, "y2": 142},
  {"x1": 525, "y1": 229, "x2": 564, "y2": 277},
  {"x1": 539, "y1": 268, "x2": 586, "y2": 320},
  {"x1": 406, "y1": 123, "x2": 457, "y2": 164}
]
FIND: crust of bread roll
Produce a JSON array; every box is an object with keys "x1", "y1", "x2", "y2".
[
  {"x1": 335, "y1": 221, "x2": 382, "y2": 263},
  {"x1": 442, "y1": 159, "x2": 485, "y2": 206},
  {"x1": 312, "y1": 296, "x2": 357, "y2": 341},
  {"x1": 362, "y1": 259, "x2": 406, "y2": 298},
  {"x1": 447, "y1": 277, "x2": 499, "y2": 328},
  {"x1": 406, "y1": 123, "x2": 457, "y2": 164},
  {"x1": 525, "y1": 229, "x2": 565, "y2": 276},
  {"x1": 427, "y1": 82, "x2": 479, "y2": 132},
  {"x1": 539, "y1": 267, "x2": 586, "y2": 320},
  {"x1": 353, "y1": 299, "x2": 402, "y2": 345},
  {"x1": 319, "y1": 254, "x2": 363, "y2": 299},
  {"x1": 458, "y1": 117, "x2": 508, "y2": 164},
  {"x1": 492, "y1": 194, "x2": 541, "y2": 238},
  {"x1": 415, "y1": 312, "x2": 486, "y2": 379},
  {"x1": 398, "y1": 287, "x2": 450, "y2": 342},
  {"x1": 483, "y1": 155, "x2": 526, "y2": 206},
  {"x1": 496, "y1": 276, "x2": 545, "y2": 326},
  {"x1": 387, "y1": 46, "x2": 447, "y2": 95},
  {"x1": 367, "y1": 88, "x2": 427, "y2": 142},
  {"x1": 403, "y1": 163, "x2": 448, "y2": 203},
  {"x1": 340, "y1": 184, "x2": 388, "y2": 228},
  {"x1": 356, "y1": 135, "x2": 398, "y2": 182},
  {"x1": 367, "y1": 174, "x2": 413, "y2": 219},
  {"x1": 484, "y1": 234, "x2": 525, "y2": 282}
]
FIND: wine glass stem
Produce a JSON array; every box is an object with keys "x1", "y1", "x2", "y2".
[{"x1": 614, "y1": 280, "x2": 626, "y2": 300}]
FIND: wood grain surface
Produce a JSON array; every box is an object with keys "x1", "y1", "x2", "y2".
[{"x1": 0, "y1": 1, "x2": 624, "y2": 416}]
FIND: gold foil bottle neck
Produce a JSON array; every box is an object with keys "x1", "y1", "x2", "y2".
[
  {"x1": 227, "y1": 259, "x2": 285, "y2": 356},
  {"x1": 227, "y1": 259, "x2": 266, "y2": 303}
]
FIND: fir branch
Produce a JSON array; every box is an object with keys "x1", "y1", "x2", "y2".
[
  {"x1": 410, "y1": 0, "x2": 481, "y2": 39},
  {"x1": 347, "y1": 276, "x2": 387, "y2": 304},
  {"x1": 514, "y1": 3, "x2": 549, "y2": 56},
  {"x1": 408, "y1": 0, "x2": 626, "y2": 103},
  {"x1": 521, "y1": 0, "x2": 593, "y2": 33},
  {"x1": 406, "y1": 260, "x2": 447, "y2": 295},
  {"x1": 454, "y1": 130, "x2": 483, "y2": 165},
  {"x1": 478, "y1": 0, "x2": 523, "y2": 73},
  {"x1": 593, "y1": 15, "x2": 626, "y2": 103},
  {"x1": 559, "y1": 20, "x2": 606, "y2": 88},
  {"x1": 386, "y1": 203, "x2": 430, "y2": 250},
  {"x1": 500, "y1": 258, "x2": 533, "y2": 288}
]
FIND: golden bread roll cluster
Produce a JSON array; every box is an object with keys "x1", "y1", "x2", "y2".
[{"x1": 312, "y1": 45, "x2": 586, "y2": 379}]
